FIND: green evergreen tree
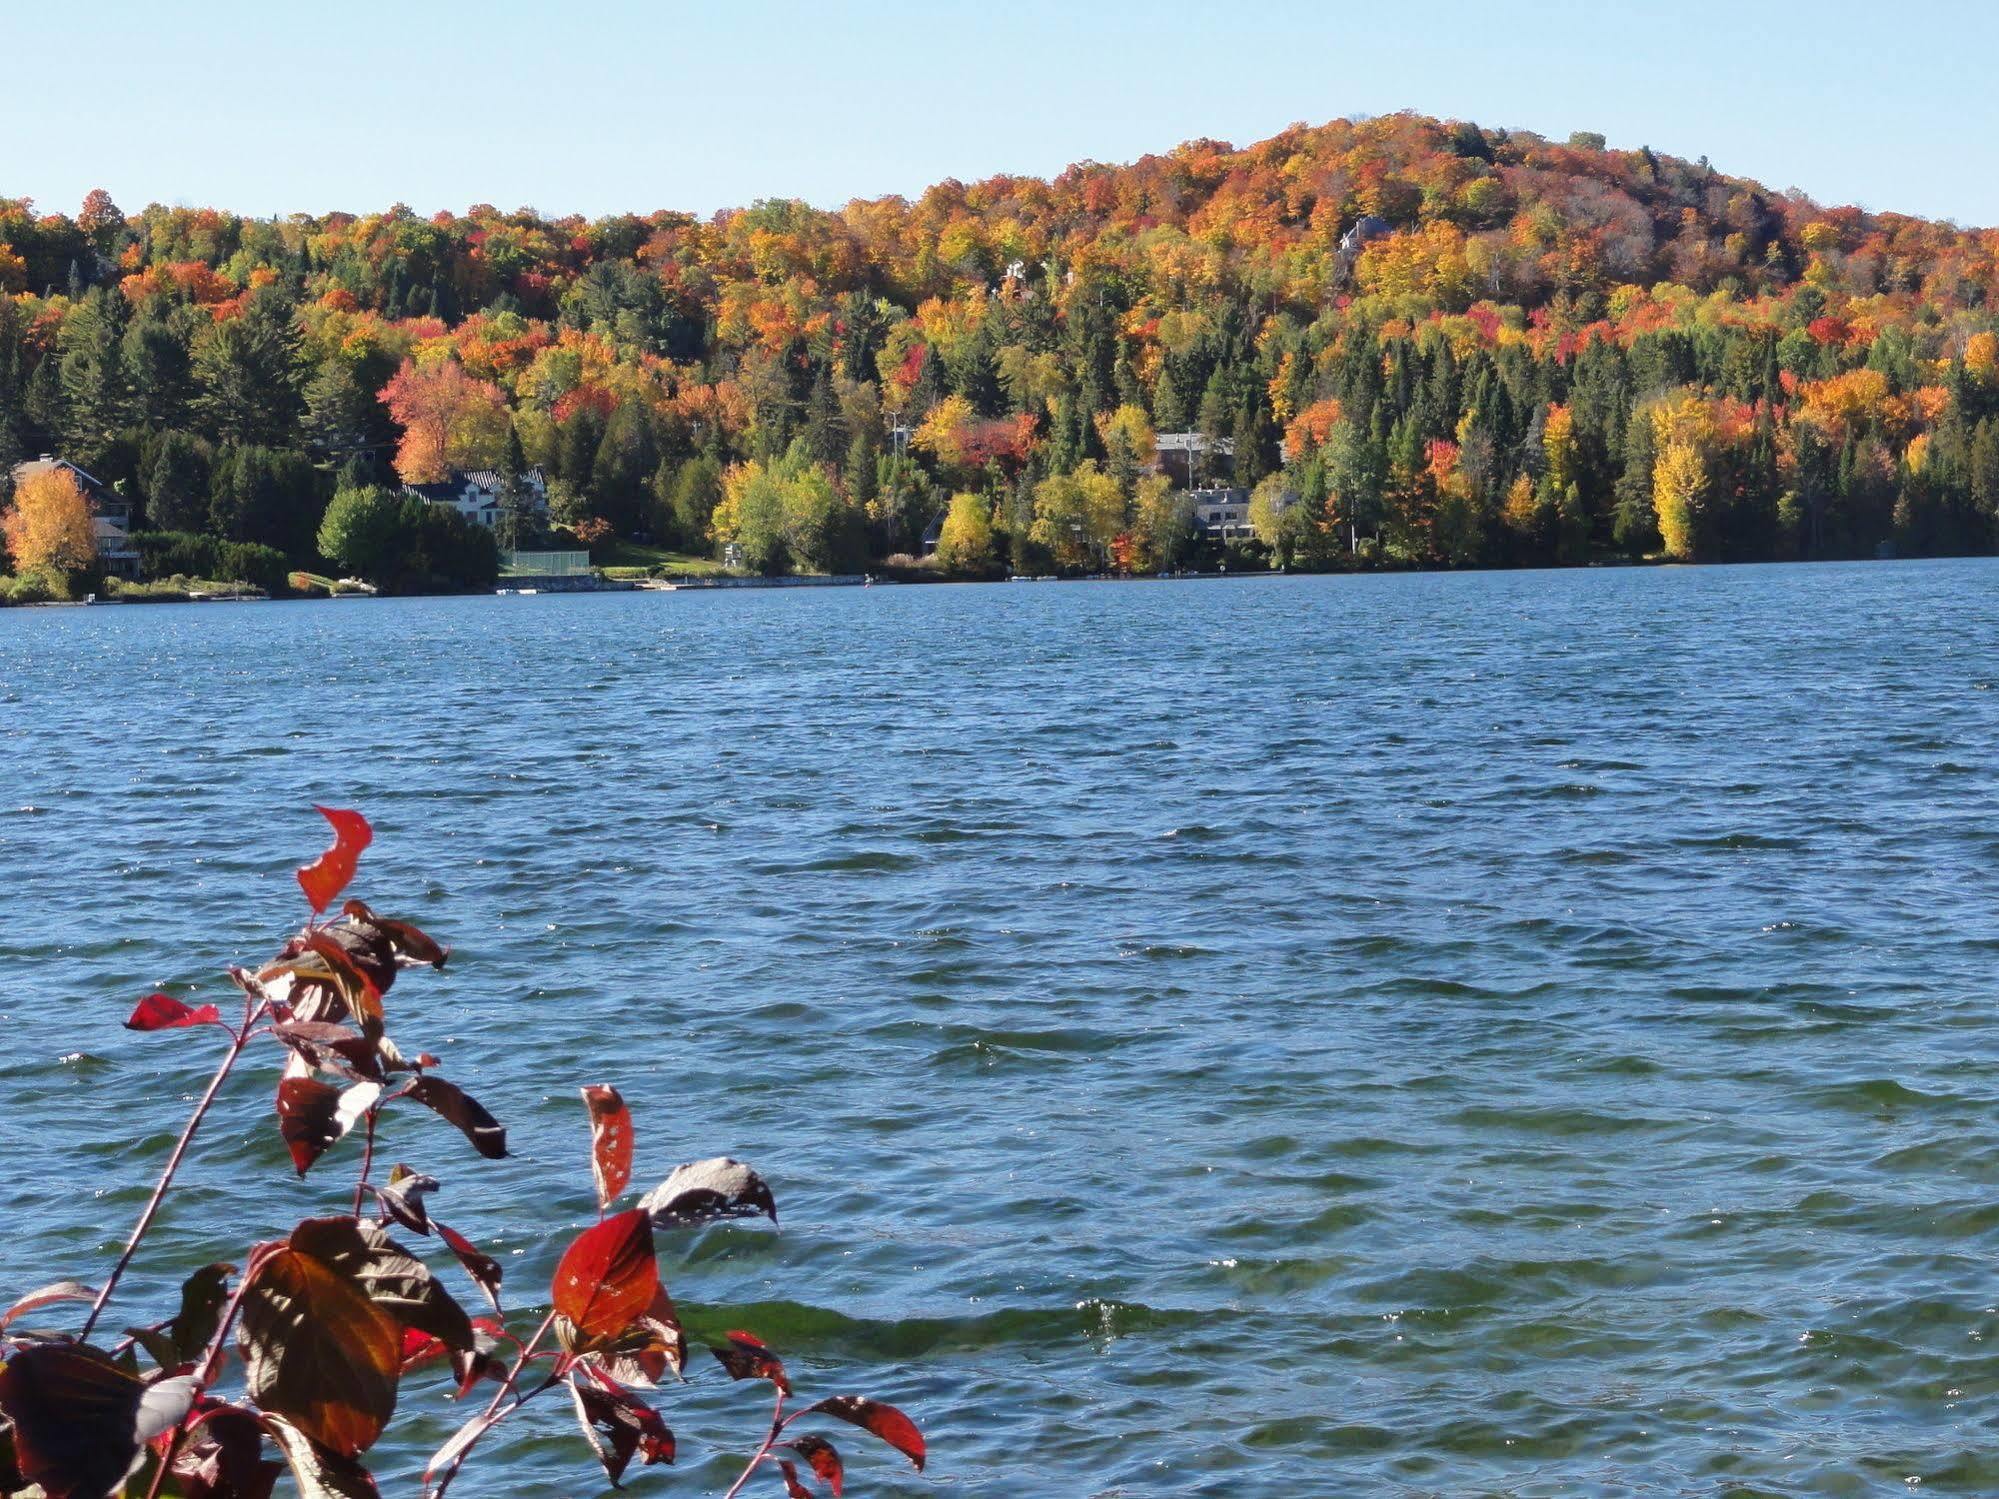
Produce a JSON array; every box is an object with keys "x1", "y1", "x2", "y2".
[
  {"x1": 146, "y1": 432, "x2": 212, "y2": 533},
  {"x1": 58, "y1": 288, "x2": 131, "y2": 465},
  {"x1": 192, "y1": 290, "x2": 304, "y2": 447},
  {"x1": 1612, "y1": 406, "x2": 1660, "y2": 555}
]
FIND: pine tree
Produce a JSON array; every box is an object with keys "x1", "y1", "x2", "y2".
[
  {"x1": 122, "y1": 305, "x2": 193, "y2": 430},
  {"x1": 146, "y1": 432, "x2": 211, "y2": 533},
  {"x1": 192, "y1": 290, "x2": 304, "y2": 447},
  {"x1": 1612, "y1": 404, "x2": 1660, "y2": 554},
  {"x1": 496, "y1": 422, "x2": 534, "y2": 551},
  {"x1": 58, "y1": 288, "x2": 130, "y2": 465}
]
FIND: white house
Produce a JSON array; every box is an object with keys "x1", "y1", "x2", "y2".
[{"x1": 404, "y1": 468, "x2": 548, "y2": 529}]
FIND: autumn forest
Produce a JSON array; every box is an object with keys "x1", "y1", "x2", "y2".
[{"x1": 6, "y1": 111, "x2": 1999, "y2": 597}]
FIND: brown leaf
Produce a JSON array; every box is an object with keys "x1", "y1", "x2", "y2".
[
  {"x1": 0, "y1": 1279, "x2": 97, "y2": 1333},
  {"x1": 275, "y1": 1078, "x2": 379, "y2": 1176},
  {"x1": 599, "y1": 1282, "x2": 685, "y2": 1388},
  {"x1": 262, "y1": 1415, "x2": 382, "y2": 1499},
  {"x1": 339, "y1": 900, "x2": 449, "y2": 968},
  {"x1": 551, "y1": 1210, "x2": 658, "y2": 1347},
  {"x1": 238, "y1": 1247, "x2": 400, "y2": 1458},
  {"x1": 0, "y1": 1343, "x2": 194, "y2": 1499},
  {"x1": 784, "y1": 1435, "x2": 844, "y2": 1497},
  {"x1": 176, "y1": 1402, "x2": 282, "y2": 1499},
  {"x1": 296, "y1": 934, "x2": 386, "y2": 1031},
  {"x1": 568, "y1": 1366, "x2": 674, "y2": 1485},
  {"x1": 804, "y1": 1396, "x2": 925, "y2": 1471},
  {"x1": 581, "y1": 1085, "x2": 634, "y2": 1211},
  {"x1": 274, "y1": 1021, "x2": 386, "y2": 1082},
  {"x1": 434, "y1": 1222, "x2": 503, "y2": 1315},
  {"x1": 638, "y1": 1157, "x2": 777, "y2": 1229},
  {"x1": 374, "y1": 1165, "x2": 438, "y2": 1235},
  {"x1": 288, "y1": 1217, "x2": 475, "y2": 1358},
  {"x1": 406, "y1": 1076, "x2": 507, "y2": 1160},
  {"x1": 709, "y1": 1330, "x2": 790, "y2": 1395},
  {"x1": 167, "y1": 1262, "x2": 236, "y2": 1365}
]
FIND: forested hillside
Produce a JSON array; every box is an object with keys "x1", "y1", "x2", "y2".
[{"x1": 6, "y1": 111, "x2": 1999, "y2": 584}]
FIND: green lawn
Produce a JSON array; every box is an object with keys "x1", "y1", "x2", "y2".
[{"x1": 596, "y1": 540, "x2": 736, "y2": 578}]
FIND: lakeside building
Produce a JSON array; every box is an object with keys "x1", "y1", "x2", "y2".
[
  {"x1": 403, "y1": 468, "x2": 549, "y2": 529},
  {"x1": 1154, "y1": 432, "x2": 1234, "y2": 490},
  {"x1": 8, "y1": 455, "x2": 140, "y2": 578},
  {"x1": 1190, "y1": 486, "x2": 1256, "y2": 542}
]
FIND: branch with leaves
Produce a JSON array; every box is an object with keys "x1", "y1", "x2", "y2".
[{"x1": 0, "y1": 807, "x2": 927, "y2": 1499}]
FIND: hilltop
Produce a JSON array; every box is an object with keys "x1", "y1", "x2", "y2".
[{"x1": 4, "y1": 112, "x2": 1999, "y2": 593}]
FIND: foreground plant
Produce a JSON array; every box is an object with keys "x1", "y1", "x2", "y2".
[{"x1": 0, "y1": 808, "x2": 925, "y2": 1498}]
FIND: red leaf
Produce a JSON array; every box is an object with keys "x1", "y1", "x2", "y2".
[
  {"x1": 551, "y1": 1210, "x2": 657, "y2": 1345},
  {"x1": 421, "y1": 1406, "x2": 504, "y2": 1492},
  {"x1": 805, "y1": 1396, "x2": 925, "y2": 1471},
  {"x1": 400, "y1": 1328, "x2": 447, "y2": 1371},
  {"x1": 783, "y1": 1435, "x2": 844, "y2": 1497},
  {"x1": 126, "y1": 993, "x2": 222, "y2": 1031},
  {"x1": 297, "y1": 806, "x2": 373, "y2": 914},
  {"x1": 775, "y1": 1459, "x2": 816, "y2": 1499},
  {"x1": 581, "y1": 1085, "x2": 633, "y2": 1211},
  {"x1": 710, "y1": 1330, "x2": 790, "y2": 1395}
]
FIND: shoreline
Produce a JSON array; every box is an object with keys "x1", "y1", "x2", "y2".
[{"x1": 0, "y1": 551, "x2": 1955, "y2": 610}]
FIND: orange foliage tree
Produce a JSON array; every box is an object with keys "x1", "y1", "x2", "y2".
[
  {"x1": 3, "y1": 467, "x2": 97, "y2": 577},
  {"x1": 380, "y1": 358, "x2": 510, "y2": 485}
]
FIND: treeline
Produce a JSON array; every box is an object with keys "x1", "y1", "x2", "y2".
[{"x1": 5, "y1": 112, "x2": 1999, "y2": 585}]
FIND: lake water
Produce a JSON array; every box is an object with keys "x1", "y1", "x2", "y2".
[{"x1": 4, "y1": 562, "x2": 1999, "y2": 1497}]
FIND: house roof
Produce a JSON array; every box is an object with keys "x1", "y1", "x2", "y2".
[
  {"x1": 405, "y1": 467, "x2": 547, "y2": 504},
  {"x1": 455, "y1": 467, "x2": 545, "y2": 492},
  {"x1": 1155, "y1": 432, "x2": 1235, "y2": 455},
  {"x1": 10, "y1": 455, "x2": 107, "y2": 493}
]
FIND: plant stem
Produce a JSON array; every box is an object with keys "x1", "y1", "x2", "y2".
[
  {"x1": 719, "y1": 1385, "x2": 789, "y2": 1499},
  {"x1": 352, "y1": 1107, "x2": 378, "y2": 1216},
  {"x1": 430, "y1": 1308, "x2": 559, "y2": 1499},
  {"x1": 80, "y1": 995, "x2": 266, "y2": 1343},
  {"x1": 145, "y1": 1240, "x2": 280, "y2": 1499}
]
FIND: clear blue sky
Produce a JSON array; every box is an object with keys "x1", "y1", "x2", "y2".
[{"x1": 7, "y1": 0, "x2": 1996, "y2": 226}]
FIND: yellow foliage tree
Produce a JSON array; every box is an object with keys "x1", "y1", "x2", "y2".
[
  {"x1": 1130, "y1": 474, "x2": 1192, "y2": 573},
  {"x1": 1031, "y1": 463, "x2": 1126, "y2": 569},
  {"x1": 2, "y1": 467, "x2": 97, "y2": 577},
  {"x1": 1650, "y1": 397, "x2": 1714, "y2": 561},
  {"x1": 912, "y1": 394, "x2": 975, "y2": 470},
  {"x1": 1501, "y1": 474, "x2": 1538, "y2": 537},
  {"x1": 1542, "y1": 405, "x2": 1576, "y2": 495},
  {"x1": 1965, "y1": 331, "x2": 1999, "y2": 383},
  {"x1": 1094, "y1": 404, "x2": 1156, "y2": 485},
  {"x1": 933, "y1": 493, "x2": 996, "y2": 575},
  {"x1": 1355, "y1": 222, "x2": 1475, "y2": 308}
]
